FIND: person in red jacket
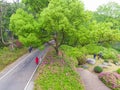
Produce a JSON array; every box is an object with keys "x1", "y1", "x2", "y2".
[{"x1": 35, "y1": 57, "x2": 39, "y2": 65}]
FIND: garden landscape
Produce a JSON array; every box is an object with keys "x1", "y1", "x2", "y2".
[{"x1": 0, "y1": 0, "x2": 120, "y2": 90}]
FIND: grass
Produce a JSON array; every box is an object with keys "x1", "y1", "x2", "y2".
[
  {"x1": 34, "y1": 48, "x2": 84, "y2": 90},
  {"x1": 0, "y1": 47, "x2": 27, "y2": 71}
]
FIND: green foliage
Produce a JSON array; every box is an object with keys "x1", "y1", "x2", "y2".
[
  {"x1": 19, "y1": 33, "x2": 41, "y2": 47},
  {"x1": 35, "y1": 66, "x2": 83, "y2": 90},
  {"x1": 112, "y1": 42, "x2": 120, "y2": 52},
  {"x1": 10, "y1": 0, "x2": 90, "y2": 54},
  {"x1": 102, "y1": 48, "x2": 118, "y2": 60},
  {"x1": 97, "y1": 2, "x2": 120, "y2": 18},
  {"x1": 38, "y1": 0, "x2": 89, "y2": 54},
  {"x1": 61, "y1": 45, "x2": 83, "y2": 58},
  {"x1": 80, "y1": 44, "x2": 104, "y2": 54},
  {"x1": 117, "y1": 68, "x2": 120, "y2": 74},
  {"x1": 76, "y1": 56, "x2": 86, "y2": 65},
  {"x1": 22, "y1": 0, "x2": 49, "y2": 13},
  {"x1": 104, "y1": 59, "x2": 109, "y2": 63},
  {"x1": 0, "y1": 1, "x2": 24, "y2": 30},
  {"x1": 77, "y1": 20, "x2": 120, "y2": 46},
  {"x1": 35, "y1": 49, "x2": 84, "y2": 90},
  {"x1": 10, "y1": 8, "x2": 41, "y2": 47},
  {"x1": 94, "y1": 2, "x2": 120, "y2": 30},
  {"x1": 60, "y1": 45, "x2": 83, "y2": 66},
  {"x1": 94, "y1": 66, "x2": 103, "y2": 73},
  {"x1": 0, "y1": 47, "x2": 27, "y2": 71},
  {"x1": 80, "y1": 44, "x2": 119, "y2": 61}
]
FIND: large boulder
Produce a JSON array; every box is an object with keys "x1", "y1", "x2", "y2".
[{"x1": 86, "y1": 58, "x2": 96, "y2": 64}]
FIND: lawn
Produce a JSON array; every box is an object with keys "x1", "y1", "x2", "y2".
[
  {"x1": 34, "y1": 48, "x2": 84, "y2": 90},
  {"x1": 0, "y1": 47, "x2": 27, "y2": 71}
]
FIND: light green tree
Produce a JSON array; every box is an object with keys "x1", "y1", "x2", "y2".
[
  {"x1": 10, "y1": 9, "x2": 41, "y2": 47},
  {"x1": 10, "y1": 0, "x2": 89, "y2": 54},
  {"x1": 38, "y1": 0, "x2": 89, "y2": 54},
  {"x1": 93, "y1": 2, "x2": 120, "y2": 30},
  {"x1": 10, "y1": 0, "x2": 120, "y2": 55},
  {"x1": 22, "y1": 0, "x2": 49, "y2": 13}
]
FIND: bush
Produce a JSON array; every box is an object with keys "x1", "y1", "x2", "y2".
[
  {"x1": 102, "y1": 48, "x2": 118, "y2": 60},
  {"x1": 104, "y1": 59, "x2": 109, "y2": 63},
  {"x1": 94, "y1": 66, "x2": 103, "y2": 73},
  {"x1": 76, "y1": 56, "x2": 86, "y2": 65},
  {"x1": 60, "y1": 45, "x2": 84, "y2": 66},
  {"x1": 99, "y1": 72, "x2": 120, "y2": 90},
  {"x1": 80, "y1": 44, "x2": 119, "y2": 61},
  {"x1": 80, "y1": 44, "x2": 104, "y2": 55},
  {"x1": 117, "y1": 68, "x2": 120, "y2": 74}
]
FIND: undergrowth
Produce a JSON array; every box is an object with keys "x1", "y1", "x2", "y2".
[{"x1": 0, "y1": 47, "x2": 27, "y2": 71}]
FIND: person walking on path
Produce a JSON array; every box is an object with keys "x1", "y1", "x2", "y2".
[
  {"x1": 98, "y1": 52, "x2": 103, "y2": 60},
  {"x1": 28, "y1": 46, "x2": 33, "y2": 53},
  {"x1": 93, "y1": 54, "x2": 96, "y2": 59},
  {"x1": 35, "y1": 57, "x2": 39, "y2": 65}
]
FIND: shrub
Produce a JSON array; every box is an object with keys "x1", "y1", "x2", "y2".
[
  {"x1": 80, "y1": 44, "x2": 104, "y2": 55},
  {"x1": 76, "y1": 56, "x2": 86, "y2": 65},
  {"x1": 117, "y1": 68, "x2": 120, "y2": 74},
  {"x1": 99, "y1": 72, "x2": 120, "y2": 90},
  {"x1": 60, "y1": 45, "x2": 84, "y2": 66},
  {"x1": 102, "y1": 48, "x2": 118, "y2": 60},
  {"x1": 104, "y1": 59, "x2": 109, "y2": 63},
  {"x1": 94, "y1": 66, "x2": 103, "y2": 73}
]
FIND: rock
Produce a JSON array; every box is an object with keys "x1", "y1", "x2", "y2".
[
  {"x1": 99, "y1": 64, "x2": 108, "y2": 68},
  {"x1": 115, "y1": 62, "x2": 120, "y2": 66},
  {"x1": 86, "y1": 58, "x2": 96, "y2": 65},
  {"x1": 81, "y1": 65, "x2": 89, "y2": 69},
  {"x1": 102, "y1": 62, "x2": 113, "y2": 66},
  {"x1": 102, "y1": 62, "x2": 109, "y2": 66},
  {"x1": 108, "y1": 63, "x2": 112, "y2": 66}
]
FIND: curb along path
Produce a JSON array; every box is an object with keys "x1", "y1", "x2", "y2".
[{"x1": 77, "y1": 68, "x2": 111, "y2": 90}]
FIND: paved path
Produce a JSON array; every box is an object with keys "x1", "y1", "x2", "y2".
[
  {"x1": 77, "y1": 68, "x2": 111, "y2": 90},
  {"x1": 0, "y1": 48, "x2": 48, "y2": 90}
]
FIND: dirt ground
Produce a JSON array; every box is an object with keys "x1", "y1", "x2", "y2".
[{"x1": 81, "y1": 55, "x2": 120, "y2": 73}]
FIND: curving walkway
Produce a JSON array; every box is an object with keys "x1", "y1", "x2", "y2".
[{"x1": 77, "y1": 68, "x2": 111, "y2": 90}]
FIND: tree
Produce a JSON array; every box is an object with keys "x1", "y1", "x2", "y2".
[
  {"x1": 0, "y1": 0, "x2": 24, "y2": 46},
  {"x1": 96, "y1": 2, "x2": 120, "y2": 18},
  {"x1": 93, "y1": 2, "x2": 120, "y2": 30},
  {"x1": 88, "y1": 21, "x2": 120, "y2": 45},
  {"x1": 10, "y1": 0, "x2": 120, "y2": 55},
  {"x1": 10, "y1": 0, "x2": 89, "y2": 54},
  {"x1": 10, "y1": 9, "x2": 41, "y2": 47},
  {"x1": 22, "y1": 0, "x2": 49, "y2": 14},
  {"x1": 38, "y1": 0, "x2": 89, "y2": 54}
]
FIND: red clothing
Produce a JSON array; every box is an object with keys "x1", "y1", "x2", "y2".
[{"x1": 35, "y1": 57, "x2": 39, "y2": 65}]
